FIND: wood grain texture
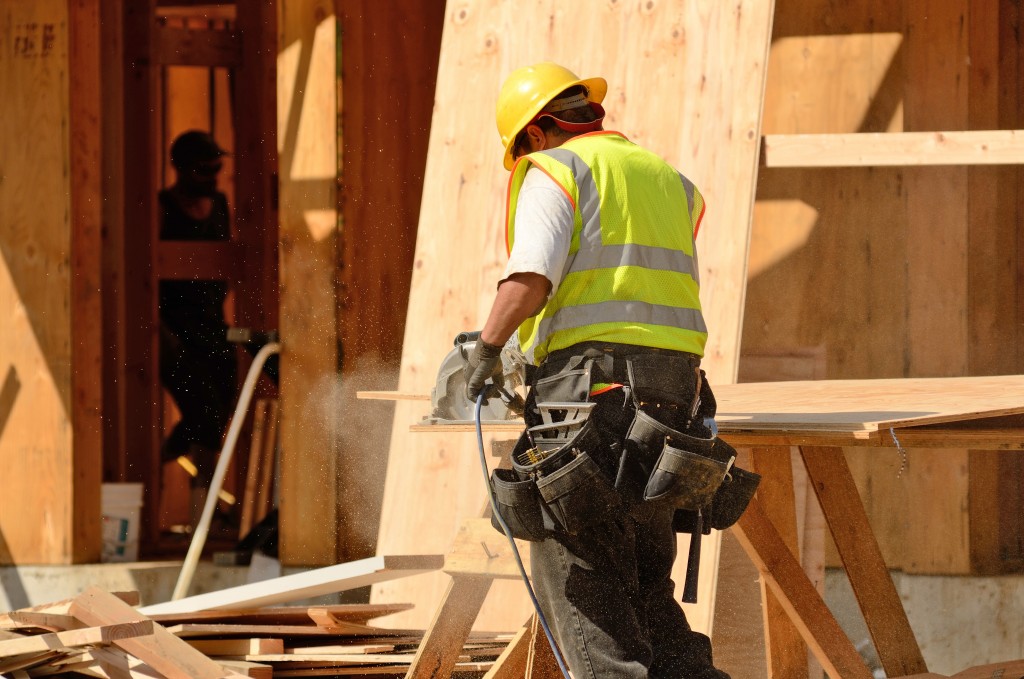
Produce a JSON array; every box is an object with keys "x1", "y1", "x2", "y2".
[
  {"x1": 763, "y1": 130, "x2": 1024, "y2": 167},
  {"x1": 69, "y1": 587, "x2": 241, "y2": 679},
  {"x1": 750, "y1": 447, "x2": 807, "y2": 677},
  {"x1": 733, "y1": 498, "x2": 873, "y2": 679},
  {"x1": 277, "y1": 0, "x2": 341, "y2": 566},
  {"x1": 68, "y1": 0, "x2": 104, "y2": 564},
  {"x1": 406, "y1": 575, "x2": 493, "y2": 679},
  {"x1": 0, "y1": 0, "x2": 77, "y2": 564},
  {"x1": 800, "y1": 446, "x2": 927, "y2": 676},
  {"x1": 140, "y1": 555, "x2": 443, "y2": 614},
  {"x1": 375, "y1": 0, "x2": 774, "y2": 630},
  {"x1": 330, "y1": 0, "x2": 446, "y2": 567}
]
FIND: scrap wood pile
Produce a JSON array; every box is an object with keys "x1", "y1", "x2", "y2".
[{"x1": 0, "y1": 587, "x2": 511, "y2": 678}]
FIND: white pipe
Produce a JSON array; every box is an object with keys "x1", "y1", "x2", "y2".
[{"x1": 171, "y1": 341, "x2": 282, "y2": 601}]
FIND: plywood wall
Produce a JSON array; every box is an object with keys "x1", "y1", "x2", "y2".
[
  {"x1": 373, "y1": 0, "x2": 773, "y2": 630},
  {"x1": 0, "y1": 0, "x2": 102, "y2": 564},
  {"x1": 746, "y1": 0, "x2": 1024, "y2": 574}
]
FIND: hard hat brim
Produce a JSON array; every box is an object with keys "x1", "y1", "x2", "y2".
[{"x1": 502, "y1": 75, "x2": 608, "y2": 171}]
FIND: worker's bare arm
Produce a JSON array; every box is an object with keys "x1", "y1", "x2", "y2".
[{"x1": 480, "y1": 272, "x2": 551, "y2": 346}]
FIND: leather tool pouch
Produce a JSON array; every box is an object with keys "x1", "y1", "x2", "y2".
[
  {"x1": 521, "y1": 420, "x2": 622, "y2": 536},
  {"x1": 490, "y1": 467, "x2": 551, "y2": 541},
  {"x1": 531, "y1": 357, "x2": 592, "y2": 406},
  {"x1": 707, "y1": 458, "x2": 761, "y2": 530},
  {"x1": 625, "y1": 408, "x2": 734, "y2": 511}
]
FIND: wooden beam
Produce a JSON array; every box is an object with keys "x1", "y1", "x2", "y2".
[
  {"x1": 732, "y1": 498, "x2": 873, "y2": 679},
  {"x1": 763, "y1": 130, "x2": 1024, "y2": 167},
  {"x1": 121, "y1": 0, "x2": 163, "y2": 549},
  {"x1": 69, "y1": 0, "x2": 104, "y2": 564},
  {"x1": 750, "y1": 447, "x2": 808, "y2": 677},
  {"x1": 277, "y1": 0, "x2": 340, "y2": 567},
  {"x1": 153, "y1": 24, "x2": 240, "y2": 66},
  {"x1": 139, "y1": 555, "x2": 444, "y2": 614},
  {"x1": 799, "y1": 446, "x2": 927, "y2": 677},
  {"x1": 69, "y1": 587, "x2": 242, "y2": 679},
  {"x1": 0, "y1": 621, "x2": 154, "y2": 659},
  {"x1": 406, "y1": 575, "x2": 493, "y2": 679}
]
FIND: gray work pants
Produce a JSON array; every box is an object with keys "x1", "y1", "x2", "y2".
[{"x1": 528, "y1": 390, "x2": 730, "y2": 679}]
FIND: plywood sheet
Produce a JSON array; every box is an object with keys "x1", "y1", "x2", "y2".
[
  {"x1": 714, "y1": 375, "x2": 1024, "y2": 434},
  {"x1": 375, "y1": 0, "x2": 773, "y2": 629}
]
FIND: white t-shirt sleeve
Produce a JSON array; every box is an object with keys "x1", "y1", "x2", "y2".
[{"x1": 501, "y1": 167, "x2": 574, "y2": 299}]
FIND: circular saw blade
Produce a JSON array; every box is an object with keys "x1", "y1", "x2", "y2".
[{"x1": 430, "y1": 341, "x2": 523, "y2": 422}]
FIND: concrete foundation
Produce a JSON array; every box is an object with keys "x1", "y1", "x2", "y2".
[{"x1": 826, "y1": 569, "x2": 1024, "y2": 676}]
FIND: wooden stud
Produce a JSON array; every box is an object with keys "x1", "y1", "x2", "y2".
[
  {"x1": 69, "y1": 0, "x2": 104, "y2": 564},
  {"x1": 750, "y1": 447, "x2": 808, "y2": 678},
  {"x1": 406, "y1": 575, "x2": 493, "y2": 679},
  {"x1": 762, "y1": 130, "x2": 1024, "y2": 167},
  {"x1": 69, "y1": 587, "x2": 242, "y2": 679},
  {"x1": 276, "y1": 0, "x2": 341, "y2": 567},
  {"x1": 239, "y1": 398, "x2": 270, "y2": 537},
  {"x1": 732, "y1": 498, "x2": 872, "y2": 679},
  {"x1": 139, "y1": 555, "x2": 444, "y2": 614},
  {"x1": 799, "y1": 446, "x2": 927, "y2": 677}
]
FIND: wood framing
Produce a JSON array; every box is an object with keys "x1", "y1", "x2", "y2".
[
  {"x1": 0, "y1": 0, "x2": 102, "y2": 563},
  {"x1": 277, "y1": 0, "x2": 341, "y2": 565}
]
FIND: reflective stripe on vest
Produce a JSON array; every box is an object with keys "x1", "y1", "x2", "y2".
[{"x1": 505, "y1": 131, "x2": 707, "y2": 364}]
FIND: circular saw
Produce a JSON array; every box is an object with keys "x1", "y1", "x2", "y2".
[{"x1": 426, "y1": 331, "x2": 526, "y2": 424}]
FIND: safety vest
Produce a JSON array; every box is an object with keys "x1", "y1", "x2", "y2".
[{"x1": 506, "y1": 131, "x2": 707, "y2": 365}]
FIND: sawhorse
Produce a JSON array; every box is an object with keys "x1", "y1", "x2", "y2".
[{"x1": 405, "y1": 518, "x2": 560, "y2": 679}]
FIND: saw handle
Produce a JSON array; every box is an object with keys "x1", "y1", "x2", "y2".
[{"x1": 454, "y1": 330, "x2": 482, "y2": 346}]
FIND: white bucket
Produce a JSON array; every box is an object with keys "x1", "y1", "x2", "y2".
[{"x1": 101, "y1": 483, "x2": 144, "y2": 562}]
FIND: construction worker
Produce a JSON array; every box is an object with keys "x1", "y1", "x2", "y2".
[
  {"x1": 465, "y1": 63, "x2": 732, "y2": 678},
  {"x1": 159, "y1": 130, "x2": 237, "y2": 523}
]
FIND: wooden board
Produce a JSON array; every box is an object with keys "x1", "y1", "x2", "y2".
[
  {"x1": 149, "y1": 604, "x2": 414, "y2": 627},
  {"x1": 371, "y1": 374, "x2": 1024, "y2": 436},
  {"x1": 0, "y1": 0, "x2": 96, "y2": 565},
  {"x1": 763, "y1": 130, "x2": 1024, "y2": 167},
  {"x1": 140, "y1": 555, "x2": 443, "y2": 615},
  {"x1": 277, "y1": 0, "x2": 341, "y2": 566},
  {"x1": 69, "y1": 587, "x2": 242, "y2": 679},
  {"x1": 712, "y1": 375, "x2": 1024, "y2": 434},
  {"x1": 375, "y1": 0, "x2": 772, "y2": 630}
]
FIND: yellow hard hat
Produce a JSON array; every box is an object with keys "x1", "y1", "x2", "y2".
[{"x1": 496, "y1": 63, "x2": 607, "y2": 170}]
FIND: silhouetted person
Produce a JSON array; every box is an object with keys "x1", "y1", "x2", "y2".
[{"x1": 159, "y1": 130, "x2": 237, "y2": 523}]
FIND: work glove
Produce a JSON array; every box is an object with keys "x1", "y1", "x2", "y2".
[{"x1": 464, "y1": 339, "x2": 504, "y2": 402}]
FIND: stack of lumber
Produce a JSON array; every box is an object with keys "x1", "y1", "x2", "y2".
[{"x1": 0, "y1": 588, "x2": 510, "y2": 677}]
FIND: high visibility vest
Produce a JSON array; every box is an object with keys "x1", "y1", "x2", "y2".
[{"x1": 506, "y1": 131, "x2": 707, "y2": 365}]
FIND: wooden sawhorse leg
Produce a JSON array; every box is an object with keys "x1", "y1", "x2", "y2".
[
  {"x1": 733, "y1": 496, "x2": 873, "y2": 679},
  {"x1": 800, "y1": 446, "x2": 927, "y2": 677},
  {"x1": 406, "y1": 574, "x2": 492, "y2": 679}
]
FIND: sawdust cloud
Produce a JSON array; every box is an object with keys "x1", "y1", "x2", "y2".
[{"x1": 297, "y1": 353, "x2": 399, "y2": 561}]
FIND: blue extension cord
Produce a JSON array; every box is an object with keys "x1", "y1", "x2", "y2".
[{"x1": 474, "y1": 392, "x2": 572, "y2": 679}]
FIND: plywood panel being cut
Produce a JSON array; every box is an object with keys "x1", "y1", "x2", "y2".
[{"x1": 375, "y1": 0, "x2": 773, "y2": 630}]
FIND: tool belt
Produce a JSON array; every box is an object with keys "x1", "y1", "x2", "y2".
[{"x1": 489, "y1": 344, "x2": 760, "y2": 541}]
